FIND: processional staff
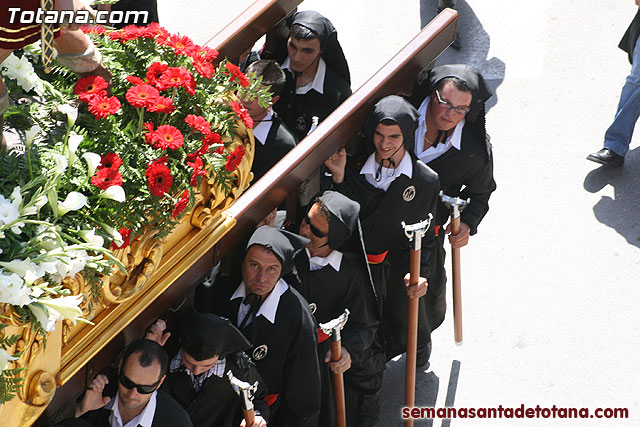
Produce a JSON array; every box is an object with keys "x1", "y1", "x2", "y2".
[
  {"x1": 227, "y1": 371, "x2": 258, "y2": 426},
  {"x1": 401, "y1": 216, "x2": 432, "y2": 427},
  {"x1": 319, "y1": 309, "x2": 350, "y2": 427},
  {"x1": 440, "y1": 191, "x2": 470, "y2": 345}
]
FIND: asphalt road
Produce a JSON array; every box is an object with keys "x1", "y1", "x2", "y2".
[{"x1": 160, "y1": 1, "x2": 640, "y2": 425}]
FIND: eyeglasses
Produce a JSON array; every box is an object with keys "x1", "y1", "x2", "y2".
[
  {"x1": 119, "y1": 372, "x2": 161, "y2": 394},
  {"x1": 434, "y1": 90, "x2": 471, "y2": 115},
  {"x1": 303, "y1": 212, "x2": 328, "y2": 238}
]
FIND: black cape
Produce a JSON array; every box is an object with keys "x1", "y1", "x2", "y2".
[
  {"x1": 195, "y1": 276, "x2": 321, "y2": 427},
  {"x1": 619, "y1": 9, "x2": 640, "y2": 64},
  {"x1": 252, "y1": 113, "x2": 297, "y2": 183}
]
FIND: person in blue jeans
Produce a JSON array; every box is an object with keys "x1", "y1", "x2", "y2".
[{"x1": 588, "y1": 1, "x2": 640, "y2": 167}]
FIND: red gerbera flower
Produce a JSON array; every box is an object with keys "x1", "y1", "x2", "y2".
[
  {"x1": 151, "y1": 125, "x2": 184, "y2": 150},
  {"x1": 187, "y1": 156, "x2": 207, "y2": 185},
  {"x1": 225, "y1": 145, "x2": 246, "y2": 172},
  {"x1": 145, "y1": 162, "x2": 173, "y2": 197},
  {"x1": 107, "y1": 30, "x2": 123, "y2": 41},
  {"x1": 120, "y1": 25, "x2": 142, "y2": 41},
  {"x1": 126, "y1": 75, "x2": 146, "y2": 85},
  {"x1": 166, "y1": 34, "x2": 195, "y2": 55},
  {"x1": 110, "y1": 228, "x2": 132, "y2": 250},
  {"x1": 159, "y1": 67, "x2": 195, "y2": 94},
  {"x1": 81, "y1": 25, "x2": 107, "y2": 35},
  {"x1": 146, "y1": 62, "x2": 168, "y2": 87},
  {"x1": 88, "y1": 96, "x2": 121, "y2": 119},
  {"x1": 91, "y1": 167, "x2": 123, "y2": 189},
  {"x1": 147, "y1": 96, "x2": 176, "y2": 113},
  {"x1": 224, "y1": 63, "x2": 250, "y2": 88},
  {"x1": 192, "y1": 58, "x2": 215, "y2": 79},
  {"x1": 74, "y1": 75, "x2": 108, "y2": 102},
  {"x1": 101, "y1": 152, "x2": 123, "y2": 170},
  {"x1": 140, "y1": 22, "x2": 168, "y2": 39},
  {"x1": 126, "y1": 84, "x2": 160, "y2": 108},
  {"x1": 172, "y1": 190, "x2": 190, "y2": 218},
  {"x1": 230, "y1": 101, "x2": 253, "y2": 129},
  {"x1": 185, "y1": 114, "x2": 211, "y2": 134},
  {"x1": 190, "y1": 45, "x2": 218, "y2": 62}
]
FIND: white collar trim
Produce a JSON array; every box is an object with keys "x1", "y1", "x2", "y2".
[{"x1": 231, "y1": 279, "x2": 289, "y2": 324}]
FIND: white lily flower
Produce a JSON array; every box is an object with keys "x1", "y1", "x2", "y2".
[
  {"x1": 51, "y1": 153, "x2": 68, "y2": 174},
  {"x1": 58, "y1": 104, "x2": 78, "y2": 127},
  {"x1": 82, "y1": 152, "x2": 101, "y2": 177},
  {"x1": 67, "y1": 132, "x2": 84, "y2": 164},
  {"x1": 0, "y1": 348, "x2": 18, "y2": 372},
  {"x1": 25, "y1": 124, "x2": 41, "y2": 149},
  {"x1": 101, "y1": 223, "x2": 123, "y2": 247},
  {"x1": 79, "y1": 229, "x2": 105, "y2": 248},
  {"x1": 99, "y1": 185, "x2": 125, "y2": 202},
  {"x1": 0, "y1": 194, "x2": 20, "y2": 228},
  {"x1": 38, "y1": 295, "x2": 84, "y2": 327},
  {"x1": 0, "y1": 271, "x2": 31, "y2": 306},
  {"x1": 0, "y1": 259, "x2": 44, "y2": 286},
  {"x1": 28, "y1": 302, "x2": 56, "y2": 332},
  {"x1": 58, "y1": 192, "x2": 87, "y2": 215}
]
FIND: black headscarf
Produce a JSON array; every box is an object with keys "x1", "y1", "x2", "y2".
[
  {"x1": 181, "y1": 309, "x2": 251, "y2": 359},
  {"x1": 317, "y1": 190, "x2": 360, "y2": 250},
  {"x1": 364, "y1": 95, "x2": 420, "y2": 156},
  {"x1": 246, "y1": 226, "x2": 309, "y2": 275},
  {"x1": 261, "y1": 10, "x2": 351, "y2": 85}
]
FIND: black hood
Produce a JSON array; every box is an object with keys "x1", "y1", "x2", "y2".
[
  {"x1": 181, "y1": 309, "x2": 251, "y2": 359},
  {"x1": 365, "y1": 95, "x2": 420, "y2": 155},
  {"x1": 318, "y1": 190, "x2": 360, "y2": 250},
  {"x1": 247, "y1": 226, "x2": 309, "y2": 275}
]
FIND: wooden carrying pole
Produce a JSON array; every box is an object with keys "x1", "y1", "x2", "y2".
[
  {"x1": 401, "y1": 218, "x2": 431, "y2": 427},
  {"x1": 440, "y1": 192, "x2": 469, "y2": 345}
]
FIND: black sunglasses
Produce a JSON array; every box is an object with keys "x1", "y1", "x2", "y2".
[
  {"x1": 304, "y1": 212, "x2": 328, "y2": 238},
  {"x1": 119, "y1": 372, "x2": 161, "y2": 394}
]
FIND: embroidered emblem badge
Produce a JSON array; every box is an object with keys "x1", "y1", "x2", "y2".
[
  {"x1": 403, "y1": 186, "x2": 416, "y2": 202},
  {"x1": 253, "y1": 345, "x2": 268, "y2": 360}
]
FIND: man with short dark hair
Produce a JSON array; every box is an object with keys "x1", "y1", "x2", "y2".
[
  {"x1": 146, "y1": 311, "x2": 268, "y2": 427},
  {"x1": 242, "y1": 59, "x2": 297, "y2": 183},
  {"x1": 196, "y1": 226, "x2": 321, "y2": 427},
  {"x1": 272, "y1": 11, "x2": 351, "y2": 140},
  {"x1": 71, "y1": 339, "x2": 192, "y2": 427}
]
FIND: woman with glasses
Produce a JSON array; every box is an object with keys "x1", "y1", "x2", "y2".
[
  {"x1": 324, "y1": 95, "x2": 440, "y2": 426},
  {"x1": 408, "y1": 64, "x2": 496, "y2": 354}
]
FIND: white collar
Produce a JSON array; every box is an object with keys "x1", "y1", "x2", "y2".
[
  {"x1": 305, "y1": 247, "x2": 343, "y2": 271},
  {"x1": 107, "y1": 390, "x2": 157, "y2": 427},
  {"x1": 230, "y1": 279, "x2": 289, "y2": 324},
  {"x1": 253, "y1": 109, "x2": 273, "y2": 145},
  {"x1": 360, "y1": 150, "x2": 413, "y2": 191},
  {"x1": 414, "y1": 96, "x2": 465, "y2": 163},
  {"x1": 282, "y1": 56, "x2": 326, "y2": 95}
]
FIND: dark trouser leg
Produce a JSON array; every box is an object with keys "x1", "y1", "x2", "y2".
[
  {"x1": 438, "y1": 0, "x2": 457, "y2": 12},
  {"x1": 425, "y1": 232, "x2": 447, "y2": 331}
]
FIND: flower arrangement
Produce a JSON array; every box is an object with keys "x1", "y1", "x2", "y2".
[{"x1": 0, "y1": 23, "x2": 270, "y2": 402}]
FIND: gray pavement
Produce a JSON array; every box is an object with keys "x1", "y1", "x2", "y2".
[{"x1": 160, "y1": 1, "x2": 640, "y2": 425}]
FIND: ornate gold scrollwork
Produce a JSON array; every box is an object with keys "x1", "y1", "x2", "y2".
[
  {"x1": 26, "y1": 371, "x2": 56, "y2": 406},
  {"x1": 102, "y1": 230, "x2": 164, "y2": 304}
]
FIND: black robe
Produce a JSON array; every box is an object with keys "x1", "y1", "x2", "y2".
[
  {"x1": 273, "y1": 66, "x2": 351, "y2": 141},
  {"x1": 252, "y1": 113, "x2": 297, "y2": 184},
  {"x1": 77, "y1": 390, "x2": 193, "y2": 427},
  {"x1": 423, "y1": 125, "x2": 496, "y2": 331},
  {"x1": 195, "y1": 277, "x2": 321, "y2": 427},
  {"x1": 292, "y1": 251, "x2": 379, "y2": 427},
  {"x1": 161, "y1": 351, "x2": 269, "y2": 427},
  {"x1": 334, "y1": 156, "x2": 440, "y2": 360}
]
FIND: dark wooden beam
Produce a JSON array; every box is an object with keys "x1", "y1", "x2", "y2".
[{"x1": 205, "y1": 0, "x2": 301, "y2": 63}]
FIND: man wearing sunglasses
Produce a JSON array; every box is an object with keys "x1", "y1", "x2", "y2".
[
  {"x1": 71, "y1": 339, "x2": 192, "y2": 427},
  {"x1": 407, "y1": 64, "x2": 496, "y2": 362},
  {"x1": 293, "y1": 190, "x2": 379, "y2": 427}
]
